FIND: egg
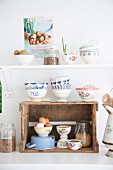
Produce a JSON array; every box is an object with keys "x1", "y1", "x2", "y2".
[
  {"x1": 39, "y1": 117, "x2": 46, "y2": 125},
  {"x1": 45, "y1": 123, "x2": 52, "y2": 127},
  {"x1": 36, "y1": 123, "x2": 44, "y2": 128},
  {"x1": 45, "y1": 118, "x2": 49, "y2": 124}
]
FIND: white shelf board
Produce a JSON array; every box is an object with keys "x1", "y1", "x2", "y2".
[
  {"x1": 0, "y1": 147, "x2": 113, "y2": 170},
  {"x1": 0, "y1": 64, "x2": 113, "y2": 69}
]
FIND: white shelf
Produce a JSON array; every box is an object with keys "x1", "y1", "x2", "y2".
[
  {"x1": 0, "y1": 147, "x2": 113, "y2": 170},
  {"x1": 0, "y1": 64, "x2": 113, "y2": 70}
]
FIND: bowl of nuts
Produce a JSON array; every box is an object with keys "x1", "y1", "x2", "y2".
[{"x1": 14, "y1": 49, "x2": 34, "y2": 65}]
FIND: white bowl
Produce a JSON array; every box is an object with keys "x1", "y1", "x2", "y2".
[
  {"x1": 15, "y1": 55, "x2": 34, "y2": 65},
  {"x1": 52, "y1": 89, "x2": 71, "y2": 102},
  {"x1": 62, "y1": 54, "x2": 77, "y2": 65},
  {"x1": 34, "y1": 126, "x2": 53, "y2": 137},
  {"x1": 56, "y1": 125, "x2": 71, "y2": 135},
  {"x1": 79, "y1": 47, "x2": 99, "y2": 64},
  {"x1": 76, "y1": 87, "x2": 99, "y2": 101},
  {"x1": 25, "y1": 89, "x2": 47, "y2": 101}
]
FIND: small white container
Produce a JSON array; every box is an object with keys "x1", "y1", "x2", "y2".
[
  {"x1": 15, "y1": 55, "x2": 34, "y2": 65},
  {"x1": 62, "y1": 54, "x2": 77, "y2": 65}
]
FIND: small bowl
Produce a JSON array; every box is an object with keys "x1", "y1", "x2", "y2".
[
  {"x1": 25, "y1": 89, "x2": 47, "y2": 101},
  {"x1": 79, "y1": 47, "x2": 99, "y2": 64},
  {"x1": 62, "y1": 54, "x2": 77, "y2": 65},
  {"x1": 56, "y1": 125, "x2": 71, "y2": 135},
  {"x1": 34, "y1": 126, "x2": 53, "y2": 137},
  {"x1": 15, "y1": 55, "x2": 34, "y2": 65},
  {"x1": 25, "y1": 82, "x2": 48, "y2": 90},
  {"x1": 52, "y1": 89, "x2": 71, "y2": 102},
  {"x1": 76, "y1": 87, "x2": 99, "y2": 101}
]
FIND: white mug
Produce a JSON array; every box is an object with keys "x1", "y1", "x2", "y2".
[{"x1": 68, "y1": 139, "x2": 82, "y2": 150}]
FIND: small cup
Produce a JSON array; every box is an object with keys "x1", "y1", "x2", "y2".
[{"x1": 68, "y1": 139, "x2": 82, "y2": 150}]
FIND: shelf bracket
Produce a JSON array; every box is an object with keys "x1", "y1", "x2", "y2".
[{"x1": 1, "y1": 68, "x2": 13, "y2": 98}]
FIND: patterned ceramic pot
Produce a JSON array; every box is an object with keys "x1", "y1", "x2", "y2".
[
  {"x1": 103, "y1": 105, "x2": 113, "y2": 158},
  {"x1": 62, "y1": 54, "x2": 77, "y2": 65}
]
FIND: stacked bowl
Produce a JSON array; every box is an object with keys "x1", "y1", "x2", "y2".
[
  {"x1": 79, "y1": 40, "x2": 99, "y2": 64},
  {"x1": 24, "y1": 82, "x2": 48, "y2": 101},
  {"x1": 50, "y1": 76, "x2": 71, "y2": 102}
]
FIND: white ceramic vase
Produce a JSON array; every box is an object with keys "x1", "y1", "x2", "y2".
[{"x1": 103, "y1": 105, "x2": 113, "y2": 158}]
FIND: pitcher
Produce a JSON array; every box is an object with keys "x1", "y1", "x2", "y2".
[{"x1": 103, "y1": 105, "x2": 113, "y2": 157}]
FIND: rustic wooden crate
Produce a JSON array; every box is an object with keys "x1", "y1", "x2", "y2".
[{"x1": 19, "y1": 101, "x2": 99, "y2": 153}]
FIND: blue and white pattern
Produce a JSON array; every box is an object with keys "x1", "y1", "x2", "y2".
[
  {"x1": 50, "y1": 79, "x2": 71, "y2": 89},
  {"x1": 25, "y1": 82, "x2": 48, "y2": 90}
]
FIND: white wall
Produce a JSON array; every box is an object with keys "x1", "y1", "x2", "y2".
[{"x1": 0, "y1": 0, "x2": 113, "y2": 146}]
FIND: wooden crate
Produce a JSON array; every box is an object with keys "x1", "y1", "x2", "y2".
[{"x1": 19, "y1": 101, "x2": 99, "y2": 153}]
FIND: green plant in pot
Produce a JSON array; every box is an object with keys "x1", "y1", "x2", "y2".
[{"x1": 62, "y1": 37, "x2": 77, "y2": 65}]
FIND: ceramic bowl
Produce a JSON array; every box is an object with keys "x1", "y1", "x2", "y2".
[
  {"x1": 68, "y1": 139, "x2": 82, "y2": 150},
  {"x1": 76, "y1": 87, "x2": 99, "y2": 101},
  {"x1": 25, "y1": 82, "x2": 48, "y2": 90},
  {"x1": 62, "y1": 54, "x2": 77, "y2": 65},
  {"x1": 25, "y1": 89, "x2": 47, "y2": 101},
  {"x1": 56, "y1": 125, "x2": 71, "y2": 135},
  {"x1": 34, "y1": 125, "x2": 53, "y2": 137},
  {"x1": 50, "y1": 76, "x2": 71, "y2": 90},
  {"x1": 52, "y1": 89, "x2": 71, "y2": 102},
  {"x1": 79, "y1": 47, "x2": 99, "y2": 64},
  {"x1": 15, "y1": 55, "x2": 34, "y2": 65}
]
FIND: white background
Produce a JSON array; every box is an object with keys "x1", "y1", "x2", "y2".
[{"x1": 0, "y1": 0, "x2": 113, "y2": 146}]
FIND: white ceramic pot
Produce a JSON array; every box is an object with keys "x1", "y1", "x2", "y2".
[{"x1": 62, "y1": 54, "x2": 77, "y2": 65}]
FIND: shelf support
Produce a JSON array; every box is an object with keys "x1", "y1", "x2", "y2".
[{"x1": 1, "y1": 68, "x2": 13, "y2": 98}]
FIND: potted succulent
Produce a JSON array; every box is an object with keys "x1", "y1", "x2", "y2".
[{"x1": 62, "y1": 37, "x2": 77, "y2": 65}]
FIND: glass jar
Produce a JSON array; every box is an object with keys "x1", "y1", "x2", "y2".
[
  {"x1": 0, "y1": 123, "x2": 16, "y2": 152},
  {"x1": 75, "y1": 121, "x2": 91, "y2": 147},
  {"x1": 44, "y1": 46, "x2": 59, "y2": 65}
]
